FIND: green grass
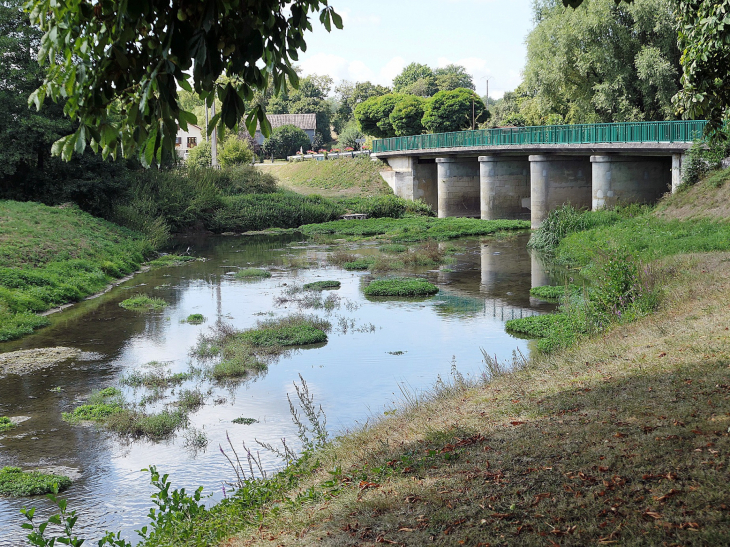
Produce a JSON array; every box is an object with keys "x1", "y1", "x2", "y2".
[
  {"x1": 121, "y1": 368, "x2": 191, "y2": 389},
  {"x1": 175, "y1": 389, "x2": 205, "y2": 412},
  {"x1": 0, "y1": 416, "x2": 16, "y2": 433},
  {"x1": 0, "y1": 466, "x2": 72, "y2": 497},
  {"x1": 557, "y1": 216, "x2": 730, "y2": 267},
  {"x1": 234, "y1": 268, "x2": 271, "y2": 279},
  {"x1": 63, "y1": 387, "x2": 125, "y2": 423},
  {"x1": 529, "y1": 284, "x2": 579, "y2": 302},
  {"x1": 184, "y1": 313, "x2": 206, "y2": 324},
  {"x1": 302, "y1": 280, "x2": 341, "y2": 291},
  {"x1": 119, "y1": 294, "x2": 168, "y2": 311},
  {"x1": 379, "y1": 244, "x2": 408, "y2": 253},
  {"x1": 264, "y1": 156, "x2": 392, "y2": 193},
  {"x1": 301, "y1": 217, "x2": 529, "y2": 243},
  {"x1": 0, "y1": 200, "x2": 154, "y2": 341},
  {"x1": 149, "y1": 254, "x2": 198, "y2": 267},
  {"x1": 105, "y1": 409, "x2": 189, "y2": 440},
  {"x1": 364, "y1": 277, "x2": 439, "y2": 297},
  {"x1": 239, "y1": 315, "x2": 329, "y2": 347}
]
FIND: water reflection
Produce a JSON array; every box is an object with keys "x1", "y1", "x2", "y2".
[{"x1": 0, "y1": 232, "x2": 557, "y2": 546}]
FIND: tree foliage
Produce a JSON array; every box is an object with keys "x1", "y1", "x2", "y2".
[
  {"x1": 219, "y1": 135, "x2": 254, "y2": 167},
  {"x1": 336, "y1": 121, "x2": 364, "y2": 150},
  {"x1": 389, "y1": 95, "x2": 426, "y2": 136},
  {"x1": 673, "y1": 0, "x2": 730, "y2": 131},
  {"x1": 354, "y1": 94, "x2": 405, "y2": 138},
  {"x1": 392, "y1": 63, "x2": 435, "y2": 94},
  {"x1": 262, "y1": 124, "x2": 311, "y2": 158},
  {"x1": 422, "y1": 89, "x2": 487, "y2": 133},
  {"x1": 522, "y1": 0, "x2": 679, "y2": 124},
  {"x1": 25, "y1": 0, "x2": 342, "y2": 166},
  {"x1": 434, "y1": 65, "x2": 475, "y2": 92},
  {"x1": 333, "y1": 81, "x2": 390, "y2": 134}
]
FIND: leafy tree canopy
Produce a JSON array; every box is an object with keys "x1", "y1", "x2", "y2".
[
  {"x1": 421, "y1": 88, "x2": 487, "y2": 134},
  {"x1": 522, "y1": 0, "x2": 679, "y2": 124},
  {"x1": 392, "y1": 63, "x2": 435, "y2": 94},
  {"x1": 389, "y1": 95, "x2": 426, "y2": 136},
  {"x1": 25, "y1": 0, "x2": 342, "y2": 166},
  {"x1": 434, "y1": 65, "x2": 475, "y2": 92},
  {"x1": 354, "y1": 94, "x2": 405, "y2": 138},
  {"x1": 333, "y1": 80, "x2": 390, "y2": 133},
  {"x1": 219, "y1": 135, "x2": 254, "y2": 167}
]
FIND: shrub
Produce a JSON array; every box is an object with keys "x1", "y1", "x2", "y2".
[
  {"x1": 262, "y1": 125, "x2": 312, "y2": 159},
  {"x1": 0, "y1": 466, "x2": 72, "y2": 497},
  {"x1": 364, "y1": 277, "x2": 439, "y2": 297},
  {"x1": 186, "y1": 140, "x2": 212, "y2": 168},
  {"x1": 218, "y1": 135, "x2": 254, "y2": 167}
]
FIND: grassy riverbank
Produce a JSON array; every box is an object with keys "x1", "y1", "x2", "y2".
[
  {"x1": 128, "y1": 168, "x2": 730, "y2": 547},
  {"x1": 256, "y1": 156, "x2": 392, "y2": 197},
  {"x1": 0, "y1": 201, "x2": 154, "y2": 341}
]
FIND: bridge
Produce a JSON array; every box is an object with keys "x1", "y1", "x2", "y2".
[{"x1": 372, "y1": 120, "x2": 706, "y2": 227}]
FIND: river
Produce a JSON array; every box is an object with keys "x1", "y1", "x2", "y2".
[{"x1": 0, "y1": 232, "x2": 556, "y2": 545}]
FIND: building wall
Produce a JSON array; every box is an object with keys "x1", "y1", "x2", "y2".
[{"x1": 176, "y1": 125, "x2": 204, "y2": 159}]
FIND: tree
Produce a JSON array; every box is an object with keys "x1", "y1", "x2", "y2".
[
  {"x1": 392, "y1": 63, "x2": 436, "y2": 94},
  {"x1": 422, "y1": 88, "x2": 487, "y2": 133},
  {"x1": 337, "y1": 121, "x2": 364, "y2": 150},
  {"x1": 434, "y1": 65, "x2": 475, "y2": 92},
  {"x1": 288, "y1": 75, "x2": 334, "y2": 143},
  {"x1": 389, "y1": 96, "x2": 426, "y2": 136},
  {"x1": 332, "y1": 81, "x2": 390, "y2": 134},
  {"x1": 522, "y1": 0, "x2": 680, "y2": 124},
  {"x1": 219, "y1": 135, "x2": 254, "y2": 167},
  {"x1": 673, "y1": 0, "x2": 730, "y2": 131},
  {"x1": 353, "y1": 94, "x2": 404, "y2": 138},
  {"x1": 262, "y1": 125, "x2": 311, "y2": 159},
  {"x1": 26, "y1": 0, "x2": 343, "y2": 165}
]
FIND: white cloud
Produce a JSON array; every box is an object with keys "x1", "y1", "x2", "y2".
[
  {"x1": 339, "y1": 9, "x2": 381, "y2": 26},
  {"x1": 435, "y1": 55, "x2": 520, "y2": 99}
]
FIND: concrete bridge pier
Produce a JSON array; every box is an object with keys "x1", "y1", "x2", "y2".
[
  {"x1": 590, "y1": 155, "x2": 672, "y2": 210},
  {"x1": 529, "y1": 155, "x2": 592, "y2": 229},
  {"x1": 671, "y1": 153, "x2": 687, "y2": 193},
  {"x1": 436, "y1": 157, "x2": 480, "y2": 218},
  {"x1": 479, "y1": 155, "x2": 531, "y2": 220},
  {"x1": 380, "y1": 157, "x2": 438, "y2": 211}
]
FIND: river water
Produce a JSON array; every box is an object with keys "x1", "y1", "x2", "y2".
[{"x1": 0, "y1": 232, "x2": 556, "y2": 545}]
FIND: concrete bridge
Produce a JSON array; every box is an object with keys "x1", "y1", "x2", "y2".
[{"x1": 372, "y1": 120, "x2": 706, "y2": 227}]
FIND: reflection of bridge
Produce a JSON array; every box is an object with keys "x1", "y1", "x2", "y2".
[
  {"x1": 374, "y1": 120, "x2": 706, "y2": 227},
  {"x1": 433, "y1": 292, "x2": 542, "y2": 322}
]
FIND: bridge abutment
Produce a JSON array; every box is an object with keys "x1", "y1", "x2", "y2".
[
  {"x1": 436, "y1": 157, "x2": 480, "y2": 218},
  {"x1": 590, "y1": 155, "x2": 671, "y2": 210},
  {"x1": 529, "y1": 155, "x2": 592, "y2": 229},
  {"x1": 381, "y1": 157, "x2": 438, "y2": 211},
  {"x1": 671, "y1": 153, "x2": 687, "y2": 193},
  {"x1": 479, "y1": 155, "x2": 531, "y2": 220}
]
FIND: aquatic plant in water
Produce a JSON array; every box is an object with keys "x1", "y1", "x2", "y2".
[
  {"x1": 364, "y1": 277, "x2": 439, "y2": 297},
  {"x1": 119, "y1": 294, "x2": 168, "y2": 311},
  {"x1": 0, "y1": 466, "x2": 71, "y2": 497}
]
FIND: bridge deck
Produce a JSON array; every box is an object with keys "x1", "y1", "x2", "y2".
[{"x1": 372, "y1": 120, "x2": 706, "y2": 156}]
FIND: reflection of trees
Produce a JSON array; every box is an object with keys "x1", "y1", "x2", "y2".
[{"x1": 433, "y1": 292, "x2": 544, "y2": 321}]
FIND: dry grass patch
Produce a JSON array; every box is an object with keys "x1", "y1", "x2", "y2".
[
  {"x1": 227, "y1": 253, "x2": 730, "y2": 547},
  {"x1": 655, "y1": 167, "x2": 730, "y2": 221}
]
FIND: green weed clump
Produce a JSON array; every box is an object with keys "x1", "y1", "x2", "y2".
[
  {"x1": 303, "y1": 280, "x2": 341, "y2": 291},
  {"x1": 121, "y1": 368, "x2": 191, "y2": 389},
  {"x1": 379, "y1": 244, "x2": 408, "y2": 253},
  {"x1": 0, "y1": 466, "x2": 72, "y2": 497},
  {"x1": 530, "y1": 285, "x2": 579, "y2": 302},
  {"x1": 106, "y1": 409, "x2": 189, "y2": 440},
  {"x1": 239, "y1": 315, "x2": 329, "y2": 347},
  {"x1": 342, "y1": 259, "x2": 374, "y2": 271},
  {"x1": 149, "y1": 254, "x2": 198, "y2": 267},
  {"x1": 119, "y1": 294, "x2": 168, "y2": 311},
  {"x1": 302, "y1": 217, "x2": 529, "y2": 243},
  {"x1": 184, "y1": 313, "x2": 205, "y2": 324},
  {"x1": 0, "y1": 416, "x2": 16, "y2": 432},
  {"x1": 364, "y1": 278, "x2": 439, "y2": 297},
  {"x1": 235, "y1": 268, "x2": 271, "y2": 279}
]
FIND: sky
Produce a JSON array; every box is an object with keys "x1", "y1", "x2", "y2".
[{"x1": 295, "y1": 0, "x2": 535, "y2": 99}]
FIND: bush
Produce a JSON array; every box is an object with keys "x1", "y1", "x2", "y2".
[
  {"x1": 0, "y1": 416, "x2": 16, "y2": 432},
  {"x1": 389, "y1": 95, "x2": 426, "y2": 136},
  {"x1": 218, "y1": 135, "x2": 254, "y2": 167},
  {"x1": 364, "y1": 277, "x2": 439, "y2": 297},
  {"x1": 262, "y1": 125, "x2": 312, "y2": 159},
  {"x1": 186, "y1": 140, "x2": 212, "y2": 168},
  {"x1": 337, "y1": 121, "x2": 364, "y2": 150}
]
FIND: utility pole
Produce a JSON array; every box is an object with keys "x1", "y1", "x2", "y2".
[
  {"x1": 472, "y1": 98, "x2": 475, "y2": 130},
  {"x1": 211, "y1": 100, "x2": 218, "y2": 167},
  {"x1": 482, "y1": 76, "x2": 490, "y2": 114}
]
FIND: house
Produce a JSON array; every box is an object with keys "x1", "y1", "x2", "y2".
[
  {"x1": 254, "y1": 113, "x2": 316, "y2": 145},
  {"x1": 175, "y1": 124, "x2": 204, "y2": 159}
]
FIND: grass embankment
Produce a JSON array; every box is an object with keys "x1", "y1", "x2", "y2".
[
  {"x1": 302, "y1": 217, "x2": 529, "y2": 242},
  {"x1": 257, "y1": 156, "x2": 392, "y2": 197},
  {"x1": 0, "y1": 200, "x2": 154, "y2": 341},
  {"x1": 0, "y1": 467, "x2": 72, "y2": 497},
  {"x1": 139, "y1": 253, "x2": 730, "y2": 547}
]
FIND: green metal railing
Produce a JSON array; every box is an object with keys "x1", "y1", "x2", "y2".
[{"x1": 371, "y1": 120, "x2": 707, "y2": 154}]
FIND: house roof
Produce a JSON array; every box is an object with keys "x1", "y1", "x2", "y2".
[{"x1": 263, "y1": 113, "x2": 317, "y2": 131}]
